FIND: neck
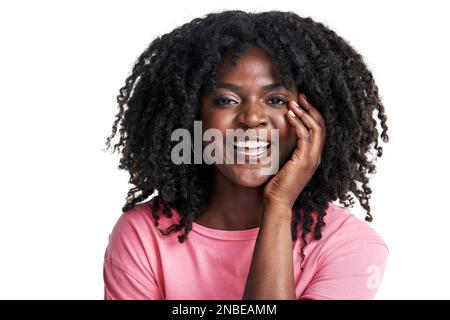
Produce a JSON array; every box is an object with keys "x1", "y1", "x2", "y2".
[{"x1": 194, "y1": 168, "x2": 264, "y2": 230}]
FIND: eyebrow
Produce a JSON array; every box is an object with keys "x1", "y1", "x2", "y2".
[{"x1": 214, "y1": 82, "x2": 289, "y2": 92}]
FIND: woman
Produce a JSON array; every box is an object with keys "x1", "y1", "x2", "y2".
[{"x1": 103, "y1": 10, "x2": 389, "y2": 300}]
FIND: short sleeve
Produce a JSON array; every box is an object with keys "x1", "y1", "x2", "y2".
[
  {"x1": 103, "y1": 211, "x2": 164, "y2": 300},
  {"x1": 300, "y1": 239, "x2": 389, "y2": 300},
  {"x1": 103, "y1": 258, "x2": 163, "y2": 299}
]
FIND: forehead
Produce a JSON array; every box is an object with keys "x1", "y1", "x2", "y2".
[{"x1": 215, "y1": 45, "x2": 283, "y2": 83}]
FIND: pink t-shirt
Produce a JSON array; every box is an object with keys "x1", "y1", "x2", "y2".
[{"x1": 103, "y1": 198, "x2": 388, "y2": 300}]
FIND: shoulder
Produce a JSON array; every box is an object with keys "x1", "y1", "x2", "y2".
[
  {"x1": 103, "y1": 199, "x2": 168, "y2": 299},
  {"x1": 109, "y1": 198, "x2": 180, "y2": 237},
  {"x1": 105, "y1": 198, "x2": 179, "y2": 263},
  {"x1": 310, "y1": 202, "x2": 390, "y2": 280},
  {"x1": 320, "y1": 202, "x2": 389, "y2": 252},
  {"x1": 107, "y1": 200, "x2": 153, "y2": 243},
  {"x1": 299, "y1": 203, "x2": 389, "y2": 299}
]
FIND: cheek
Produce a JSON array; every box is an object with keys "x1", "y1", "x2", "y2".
[
  {"x1": 203, "y1": 114, "x2": 233, "y2": 132},
  {"x1": 200, "y1": 109, "x2": 235, "y2": 149},
  {"x1": 272, "y1": 113, "x2": 297, "y2": 153},
  {"x1": 200, "y1": 104, "x2": 233, "y2": 130}
]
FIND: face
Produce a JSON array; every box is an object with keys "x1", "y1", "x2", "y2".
[{"x1": 199, "y1": 44, "x2": 298, "y2": 188}]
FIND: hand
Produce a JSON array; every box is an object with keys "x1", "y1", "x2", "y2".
[{"x1": 263, "y1": 93, "x2": 326, "y2": 211}]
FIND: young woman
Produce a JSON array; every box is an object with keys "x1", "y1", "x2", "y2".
[{"x1": 103, "y1": 10, "x2": 390, "y2": 300}]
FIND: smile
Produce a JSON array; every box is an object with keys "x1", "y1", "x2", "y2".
[{"x1": 232, "y1": 140, "x2": 271, "y2": 157}]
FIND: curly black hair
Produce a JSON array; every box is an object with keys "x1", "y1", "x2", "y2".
[{"x1": 104, "y1": 10, "x2": 389, "y2": 267}]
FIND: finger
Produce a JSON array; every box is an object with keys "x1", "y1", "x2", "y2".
[
  {"x1": 298, "y1": 94, "x2": 326, "y2": 151},
  {"x1": 289, "y1": 100, "x2": 320, "y2": 132},
  {"x1": 286, "y1": 108, "x2": 311, "y2": 161},
  {"x1": 289, "y1": 100, "x2": 324, "y2": 157},
  {"x1": 298, "y1": 94, "x2": 326, "y2": 131}
]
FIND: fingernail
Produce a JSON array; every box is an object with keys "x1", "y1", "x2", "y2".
[
  {"x1": 292, "y1": 100, "x2": 300, "y2": 108},
  {"x1": 288, "y1": 110, "x2": 296, "y2": 117}
]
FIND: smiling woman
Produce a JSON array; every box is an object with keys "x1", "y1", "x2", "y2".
[{"x1": 103, "y1": 10, "x2": 390, "y2": 300}]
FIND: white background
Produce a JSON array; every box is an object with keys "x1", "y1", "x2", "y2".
[{"x1": 1, "y1": 0, "x2": 449, "y2": 299}]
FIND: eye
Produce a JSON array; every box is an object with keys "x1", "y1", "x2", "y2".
[
  {"x1": 212, "y1": 97, "x2": 238, "y2": 106},
  {"x1": 267, "y1": 96, "x2": 288, "y2": 106}
]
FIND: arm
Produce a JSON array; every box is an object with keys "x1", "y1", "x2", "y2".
[
  {"x1": 242, "y1": 93, "x2": 326, "y2": 300},
  {"x1": 242, "y1": 204, "x2": 296, "y2": 300},
  {"x1": 103, "y1": 212, "x2": 163, "y2": 300}
]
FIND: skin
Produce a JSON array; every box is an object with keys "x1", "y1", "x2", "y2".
[{"x1": 195, "y1": 44, "x2": 326, "y2": 299}]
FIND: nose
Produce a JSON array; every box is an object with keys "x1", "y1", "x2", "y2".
[{"x1": 237, "y1": 100, "x2": 269, "y2": 129}]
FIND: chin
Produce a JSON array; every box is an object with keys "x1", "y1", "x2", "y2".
[{"x1": 219, "y1": 164, "x2": 275, "y2": 188}]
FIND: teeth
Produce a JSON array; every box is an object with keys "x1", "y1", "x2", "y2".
[{"x1": 233, "y1": 140, "x2": 270, "y2": 148}]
